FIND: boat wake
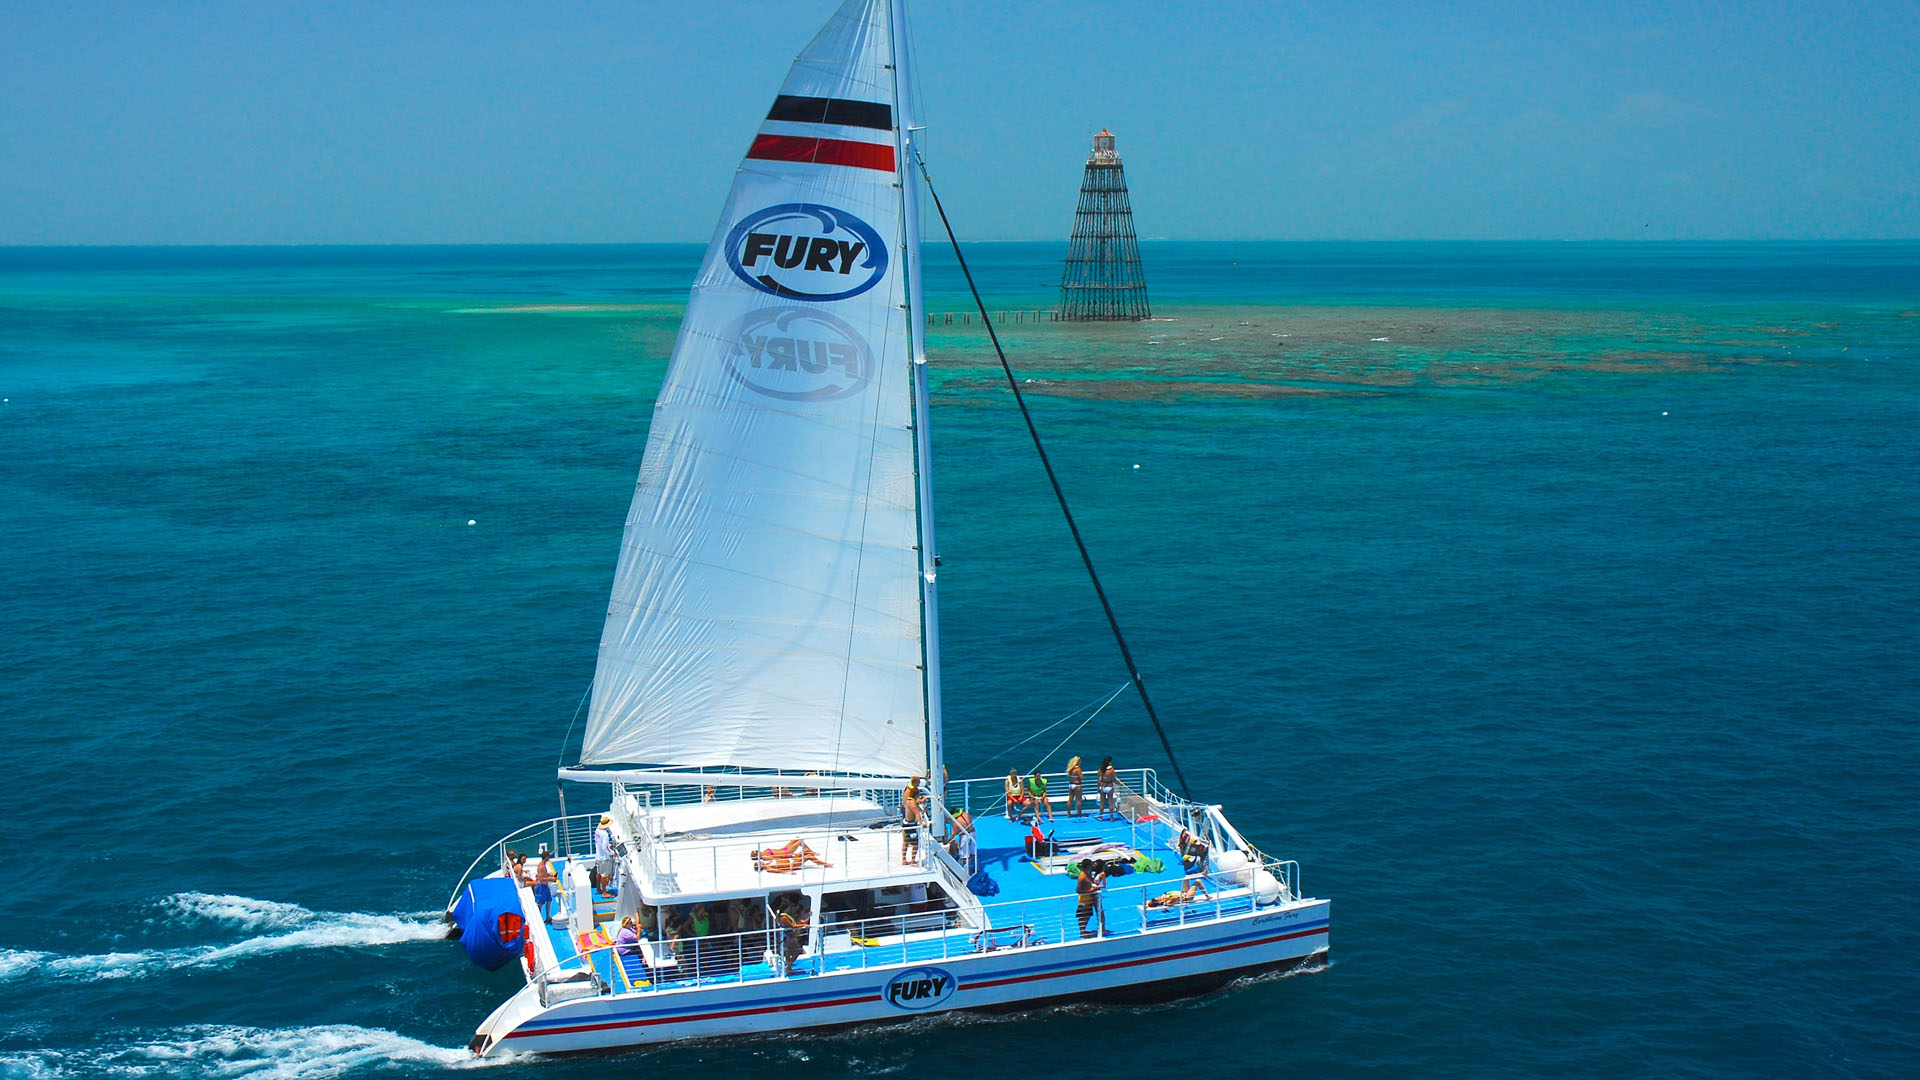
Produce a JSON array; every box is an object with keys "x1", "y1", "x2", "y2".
[
  {"x1": 0, "y1": 1024, "x2": 511, "y2": 1079},
  {"x1": 0, "y1": 893, "x2": 444, "y2": 983}
]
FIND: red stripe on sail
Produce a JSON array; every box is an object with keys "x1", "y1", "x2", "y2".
[{"x1": 746, "y1": 134, "x2": 895, "y2": 173}]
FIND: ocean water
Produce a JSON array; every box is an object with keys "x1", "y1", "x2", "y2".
[{"x1": 2, "y1": 242, "x2": 1917, "y2": 1078}]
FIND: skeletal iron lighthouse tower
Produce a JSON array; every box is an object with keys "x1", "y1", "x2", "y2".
[{"x1": 1057, "y1": 128, "x2": 1151, "y2": 321}]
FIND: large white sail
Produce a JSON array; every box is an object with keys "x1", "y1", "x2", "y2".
[{"x1": 581, "y1": 0, "x2": 927, "y2": 778}]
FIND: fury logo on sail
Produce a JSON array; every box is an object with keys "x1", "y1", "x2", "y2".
[
  {"x1": 883, "y1": 966, "x2": 957, "y2": 1011},
  {"x1": 724, "y1": 307, "x2": 874, "y2": 402},
  {"x1": 724, "y1": 203, "x2": 888, "y2": 302}
]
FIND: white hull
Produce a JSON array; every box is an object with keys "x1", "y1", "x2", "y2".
[{"x1": 476, "y1": 900, "x2": 1329, "y2": 1055}]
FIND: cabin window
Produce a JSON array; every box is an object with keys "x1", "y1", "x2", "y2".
[{"x1": 817, "y1": 882, "x2": 957, "y2": 938}]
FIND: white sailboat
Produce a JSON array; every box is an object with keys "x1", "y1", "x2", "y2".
[{"x1": 444, "y1": 0, "x2": 1329, "y2": 1054}]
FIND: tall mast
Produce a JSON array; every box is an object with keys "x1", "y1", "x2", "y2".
[{"x1": 889, "y1": 0, "x2": 945, "y2": 827}]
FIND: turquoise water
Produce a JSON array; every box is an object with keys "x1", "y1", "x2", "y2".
[{"x1": 2, "y1": 242, "x2": 1917, "y2": 1077}]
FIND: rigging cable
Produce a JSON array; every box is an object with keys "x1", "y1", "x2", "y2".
[
  {"x1": 1027, "y1": 679, "x2": 1133, "y2": 778},
  {"x1": 912, "y1": 148, "x2": 1193, "y2": 801},
  {"x1": 961, "y1": 679, "x2": 1131, "y2": 776},
  {"x1": 554, "y1": 683, "x2": 592, "y2": 819},
  {"x1": 556, "y1": 684, "x2": 592, "y2": 771}
]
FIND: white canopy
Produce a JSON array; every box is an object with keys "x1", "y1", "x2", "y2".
[{"x1": 582, "y1": 0, "x2": 929, "y2": 780}]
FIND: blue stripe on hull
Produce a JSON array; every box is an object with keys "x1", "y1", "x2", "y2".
[{"x1": 502, "y1": 909, "x2": 1329, "y2": 1047}]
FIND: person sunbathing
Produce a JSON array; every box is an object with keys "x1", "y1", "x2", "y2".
[
  {"x1": 1145, "y1": 879, "x2": 1212, "y2": 909},
  {"x1": 752, "y1": 839, "x2": 833, "y2": 872}
]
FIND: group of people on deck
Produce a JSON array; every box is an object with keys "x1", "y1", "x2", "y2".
[
  {"x1": 506, "y1": 849, "x2": 562, "y2": 926},
  {"x1": 898, "y1": 774, "x2": 981, "y2": 871},
  {"x1": 612, "y1": 893, "x2": 796, "y2": 966},
  {"x1": 1005, "y1": 755, "x2": 1122, "y2": 823}
]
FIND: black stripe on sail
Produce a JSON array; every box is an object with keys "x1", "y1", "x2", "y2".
[{"x1": 766, "y1": 94, "x2": 892, "y2": 131}]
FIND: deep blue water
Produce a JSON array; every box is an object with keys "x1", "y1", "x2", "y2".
[{"x1": 2, "y1": 243, "x2": 1917, "y2": 1078}]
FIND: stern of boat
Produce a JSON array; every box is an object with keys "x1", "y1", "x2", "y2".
[{"x1": 469, "y1": 983, "x2": 545, "y2": 1057}]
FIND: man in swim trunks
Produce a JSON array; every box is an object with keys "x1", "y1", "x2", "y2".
[
  {"x1": 902, "y1": 782, "x2": 924, "y2": 864},
  {"x1": 1028, "y1": 768, "x2": 1052, "y2": 822},
  {"x1": 531, "y1": 850, "x2": 559, "y2": 926}
]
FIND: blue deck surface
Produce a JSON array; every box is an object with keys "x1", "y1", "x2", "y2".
[
  {"x1": 959, "y1": 806, "x2": 1228, "y2": 941},
  {"x1": 535, "y1": 806, "x2": 1249, "y2": 989}
]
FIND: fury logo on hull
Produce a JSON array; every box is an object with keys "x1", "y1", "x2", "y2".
[
  {"x1": 883, "y1": 966, "x2": 957, "y2": 1011},
  {"x1": 724, "y1": 307, "x2": 874, "y2": 402},
  {"x1": 724, "y1": 204, "x2": 888, "y2": 302}
]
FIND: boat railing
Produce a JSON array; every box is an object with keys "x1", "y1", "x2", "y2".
[
  {"x1": 948, "y1": 768, "x2": 1283, "y2": 870},
  {"x1": 630, "y1": 824, "x2": 921, "y2": 898},
  {"x1": 445, "y1": 813, "x2": 602, "y2": 911},
  {"x1": 948, "y1": 767, "x2": 1174, "y2": 819},
  {"x1": 552, "y1": 852, "x2": 1301, "y2": 999},
  {"x1": 958, "y1": 853, "x2": 1299, "y2": 951},
  {"x1": 606, "y1": 772, "x2": 905, "y2": 815}
]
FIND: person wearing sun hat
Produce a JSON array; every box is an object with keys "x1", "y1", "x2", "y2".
[{"x1": 593, "y1": 813, "x2": 616, "y2": 893}]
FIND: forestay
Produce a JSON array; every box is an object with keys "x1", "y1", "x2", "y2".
[{"x1": 582, "y1": 0, "x2": 927, "y2": 779}]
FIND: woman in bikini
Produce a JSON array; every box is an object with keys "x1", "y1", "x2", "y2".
[
  {"x1": 1065, "y1": 756, "x2": 1085, "y2": 818},
  {"x1": 1145, "y1": 878, "x2": 1211, "y2": 909},
  {"x1": 1075, "y1": 860, "x2": 1107, "y2": 938},
  {"x1": 752, "y1": 838, "x2": 833, "y2": 873},
  {"x1": 1097, "y1": 756, "x2": 1118, "y2": 821}
]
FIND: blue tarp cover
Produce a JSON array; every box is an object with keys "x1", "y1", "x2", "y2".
[{"x1": 454, "y1": 877, "x2": 525, "y2": 971}]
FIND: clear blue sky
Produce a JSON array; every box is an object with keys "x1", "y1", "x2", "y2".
[{"x1": 2, "y1": 0, "x2": 1914, "y2": 244}]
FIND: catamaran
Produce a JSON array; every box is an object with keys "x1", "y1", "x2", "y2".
[{"x1": 444, "y1": 0, "x2": 1329, "y2": 1055}]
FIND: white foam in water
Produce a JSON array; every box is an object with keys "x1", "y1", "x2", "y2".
[
  {"x1": 0, "y1": 949, "x2": 55, "y2": 983},
  {"x1": 2, "y1": 1025, "x2": 513, "y2": 1079},
  {"x1": 5, "y1": 894, "x2": 445, "y2": 983},
  {"x1": 163, "y1": 892, "x2": 318, "y2": 932}
]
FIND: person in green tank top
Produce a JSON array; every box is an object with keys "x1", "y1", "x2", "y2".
[{"x1": 1027, "y1": 767, "x2": 1053, "y2": 822}]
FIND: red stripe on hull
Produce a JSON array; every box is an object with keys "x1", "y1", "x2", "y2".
[
  {"x1": 505, "y1": 991, "x2": 883, "y2": 1040},
  {"x1": 503, "y1": 924, "x2": 1325, "y2": 1042},
  {"x1": 745, "y1": 133, "x2": 895, "y2": 172},
  {"x1": 968, "y1": 925, "x2": 1326, "y2": 991}
]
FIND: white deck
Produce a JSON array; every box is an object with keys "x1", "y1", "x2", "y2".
[{"x1": 623, "y1": 797, "x2": 935, "y2": 903}]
